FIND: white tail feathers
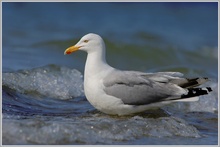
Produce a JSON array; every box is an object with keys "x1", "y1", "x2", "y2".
[{"x1": 173, "y1": 97, "x2": 199, "y2": 102}]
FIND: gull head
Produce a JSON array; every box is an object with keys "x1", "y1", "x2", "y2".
[{"x1": 64, "y1": 33, "x2": 105, "y2": 55}]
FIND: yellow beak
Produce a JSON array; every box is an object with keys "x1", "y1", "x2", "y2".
[{"x1": 64, "y1": 45, "x2": 81, "y2": 55}]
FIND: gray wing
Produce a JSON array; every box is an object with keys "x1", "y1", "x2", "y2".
[
  {"x1": 103, "y1": 70, "x2": 208, "y2": 105},
  {"x1": 145, "y1": 72, "x2": 208, "y2": 88}
]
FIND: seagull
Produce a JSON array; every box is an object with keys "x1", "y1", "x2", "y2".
[{"x1": 64, "y1": 33, "x2": 212, "y2": 116}]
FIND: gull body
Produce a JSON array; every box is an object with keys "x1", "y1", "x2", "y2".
[{"x1": 64, "y1": 33, "x2": 212, "y2": 116}]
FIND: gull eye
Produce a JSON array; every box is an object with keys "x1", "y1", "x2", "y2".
[{"x1": 84, "y1": 40, "x2": 89, "y2": 43}]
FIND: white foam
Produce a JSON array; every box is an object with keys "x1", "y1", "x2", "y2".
[
  {"x1": 2, "y1": 64, "x2": 84, "y2": 99},
  {"x1": 2, "y1": 115, "x2": 200, "y2": 144}
]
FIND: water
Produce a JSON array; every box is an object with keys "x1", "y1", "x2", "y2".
[{"x1": 2, "y1": 2, "x2": 218, "y2": 145}]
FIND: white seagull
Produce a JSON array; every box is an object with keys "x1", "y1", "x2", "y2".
[{"x1": 64, "y1": 33, "x2": 212, "y2": 116}]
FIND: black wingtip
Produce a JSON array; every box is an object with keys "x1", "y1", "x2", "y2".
[
  {"x1": 207, "y1": 87, "x2": 212, "y2": 92},
  {"x1": 181, "y1": 87, "x2": 212, "y2": 99},
  {"x1": 180, "y1": 77, "x2": 210, "y2": 88}
]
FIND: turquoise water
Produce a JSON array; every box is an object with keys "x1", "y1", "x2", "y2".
[{"x1": 2, "y1": 2, "x2": 218, "y2": 145}]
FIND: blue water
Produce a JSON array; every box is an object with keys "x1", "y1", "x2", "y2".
[{"x1": 2, "y1": 2, "x2": 218, "y2": 145}]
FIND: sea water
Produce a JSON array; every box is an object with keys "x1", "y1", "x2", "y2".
[{"x1": 2, "y1": 2, "x2": 218, "y2": 145}]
